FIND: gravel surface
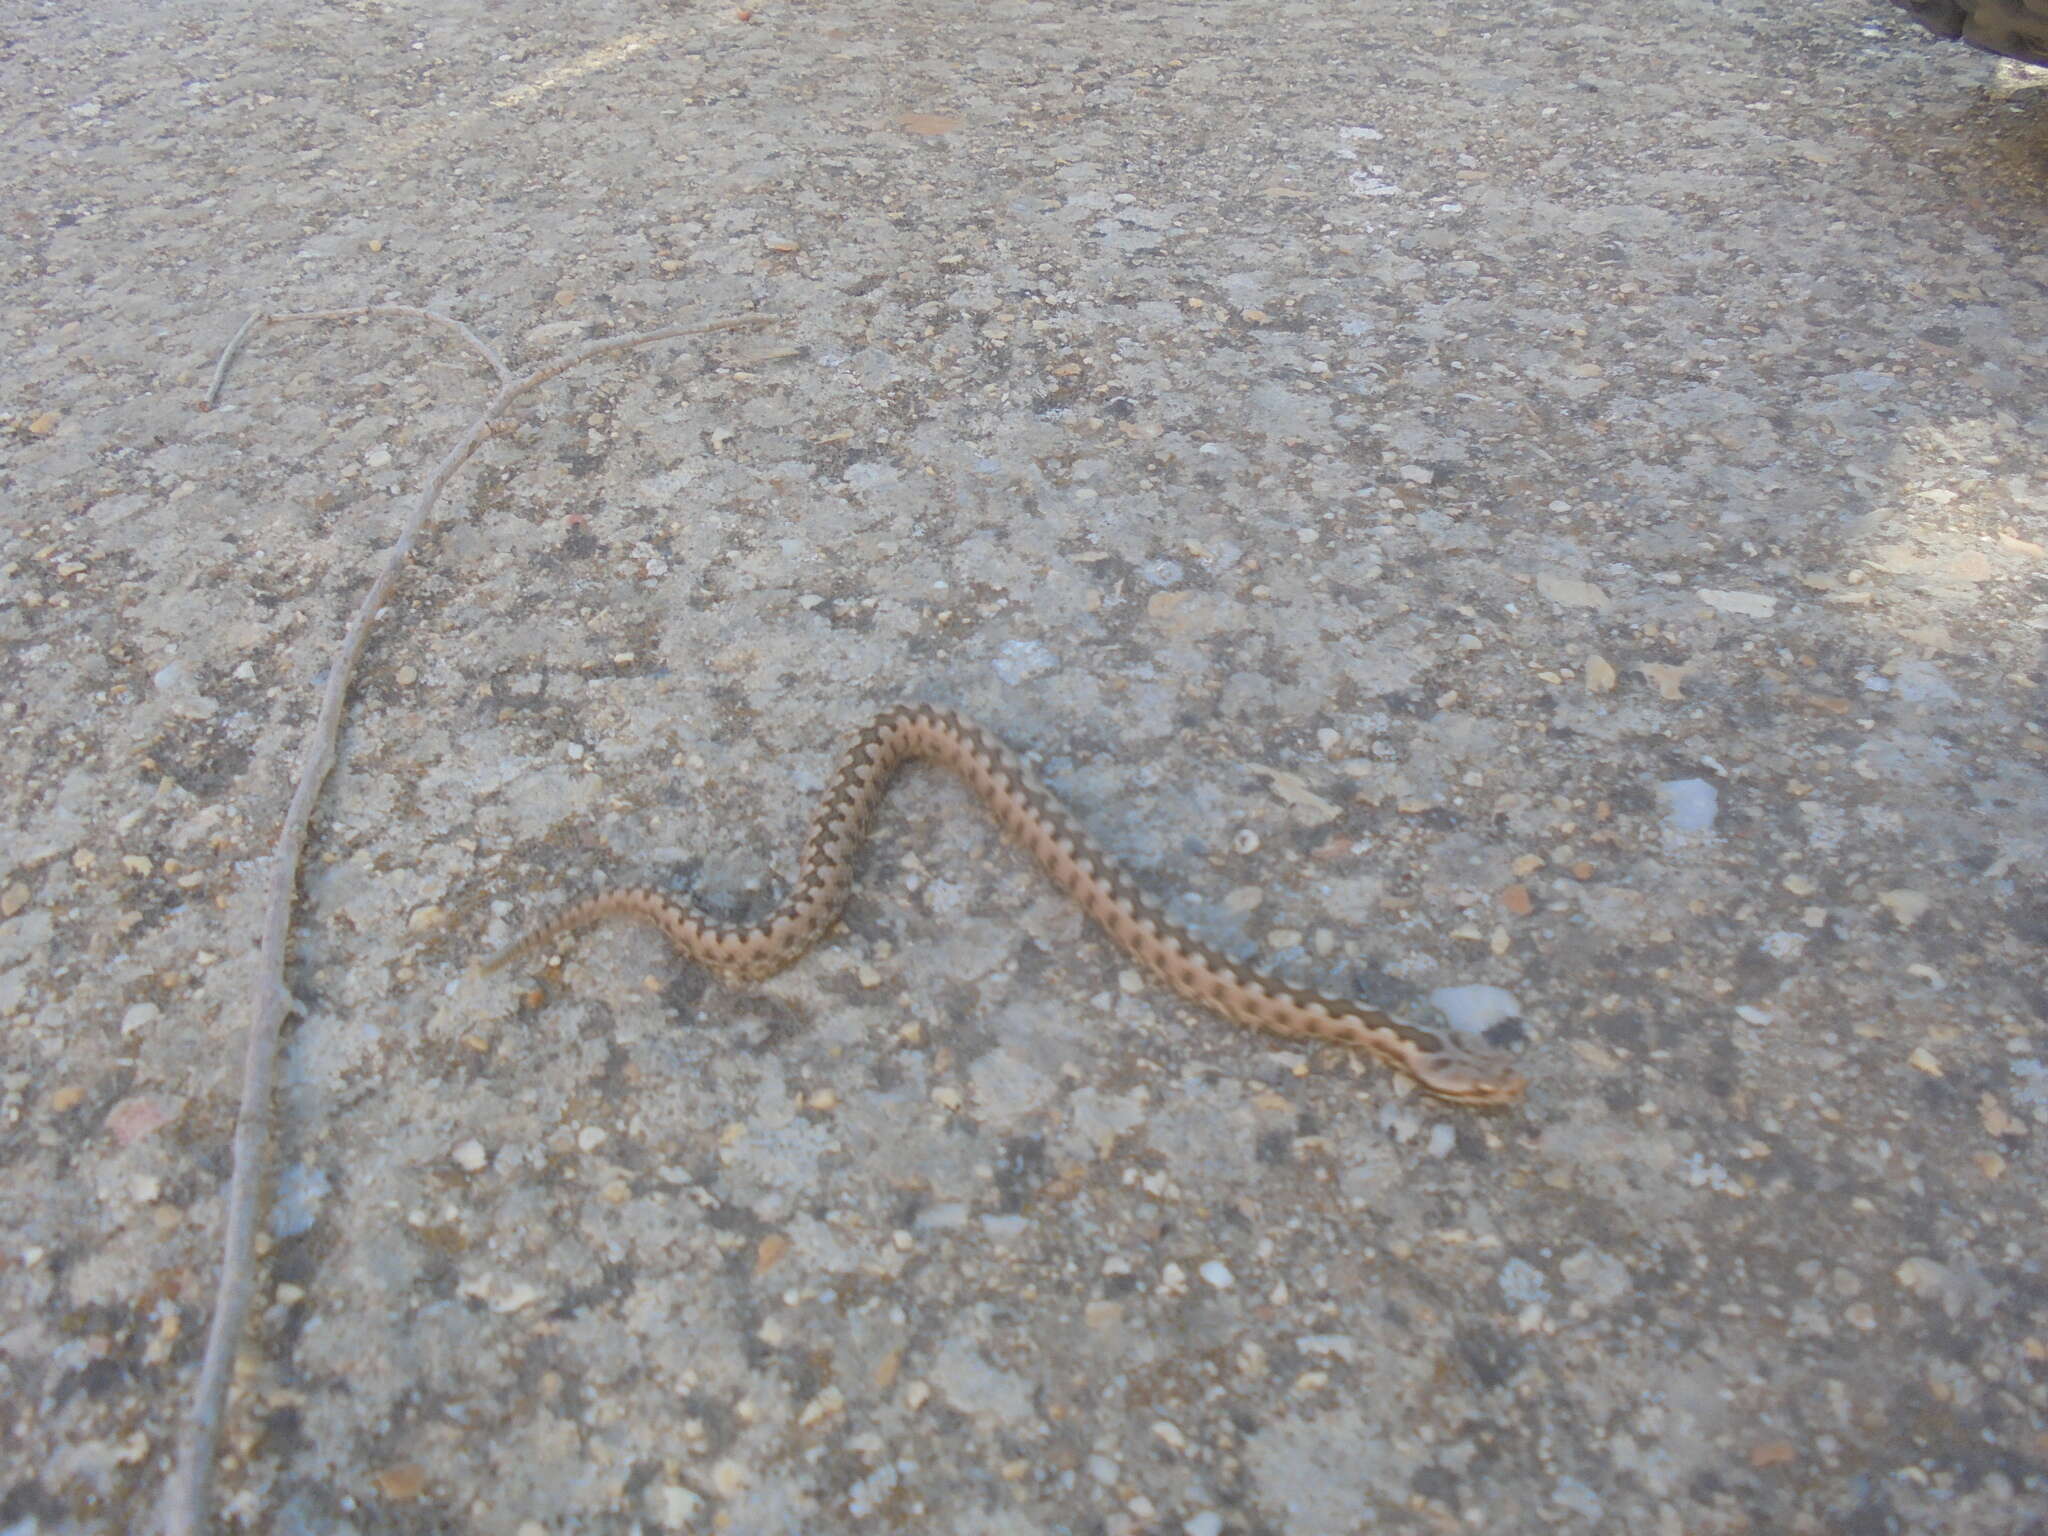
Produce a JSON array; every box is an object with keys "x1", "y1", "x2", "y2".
[{"x1": 3, "y1": 2, "x2": 2045, "y2": 1532}]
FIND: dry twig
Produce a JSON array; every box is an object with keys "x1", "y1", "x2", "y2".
[
  {"x1": 163, "y1": 304, "x2": 778, "y2": 1536},
  {"x1": 203, "y1": 303, "x2": 514, "y2": 408}
]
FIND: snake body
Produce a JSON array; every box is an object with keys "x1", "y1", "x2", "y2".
[{"x1": 483, "y1": 705, "x2": 1526, "y2": 1106}]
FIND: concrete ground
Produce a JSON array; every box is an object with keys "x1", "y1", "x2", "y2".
[{"x1": 2, "y1": 1, "x2": 2045, "y2": 1532}]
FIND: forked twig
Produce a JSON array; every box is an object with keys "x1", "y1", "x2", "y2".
[
  {"x1": 204, "y1": 303, "x2": 513, "y2": 405},
  {"x1": 163, "y1": 305, "x2": 779, "y2": 1536}
]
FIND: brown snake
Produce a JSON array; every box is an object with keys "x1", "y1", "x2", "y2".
[{"x1": 482, "y1": 705, "x2": 1527, "y2": 1106}]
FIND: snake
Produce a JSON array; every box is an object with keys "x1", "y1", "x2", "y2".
[{"x1": 481, "y1": 704, "x2": 1527, "y2": 1106}]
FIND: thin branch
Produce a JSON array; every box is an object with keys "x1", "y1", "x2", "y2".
[
  {"x1": 161, "y1": 307, "x2": 780, "y2": 1536},
  {"x1": 261, "y1": 303, "x2": 515, "y2": 383},
  {"x1": 208, "y1": 304, "x2": 519, "y2": 408},
  {"x1": 203, "y1": 311, "x2": 263, "y2": 409}
]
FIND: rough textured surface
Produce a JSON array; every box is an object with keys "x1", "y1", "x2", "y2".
[{"x1": 2, "y1": 2, "x2": 2045, "y2": 1533}]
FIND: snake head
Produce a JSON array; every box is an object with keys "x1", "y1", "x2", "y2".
[
  {"x1": 1410, "y1": 1040, "x2": 1528, "y2": 1107},
  {"x1": 1400, "y1": 1011, "x2": 1531, "y2": 1105}
]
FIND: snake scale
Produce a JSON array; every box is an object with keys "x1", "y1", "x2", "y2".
[{"x1": 483, "y1": 704, "x2": 1527, "y2": 1106}]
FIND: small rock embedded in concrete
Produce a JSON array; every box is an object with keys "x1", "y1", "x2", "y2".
[
  {"x1": 1759, "y1": 931, "x2": 1807, "y2": 962},
  {"x1": 1878, "y1": 889, "x2": 1931, "y2": 928},
  {"x1": 1697, "y1": 588, "x2": 1777, "y2": 617},
  {"x1": 1498, "y1": 1257, "x2": 1548, "y2": 1306},
  {"x1": 268, "y1": 1163, "x2": 331, "y2": 1239},
  {"x1": 1536, "y1": 573, "x2": 1609, "y2": 609},
  {"x1": 991, "y1": 638, "x2": 1059, "y2": 684},
  {"x1": 1657, "y1": 778, "x2": 1719, "y2": 832},
  {"x1": 1428, "y1": 985, "x2": 1520, "y2": 1033}
]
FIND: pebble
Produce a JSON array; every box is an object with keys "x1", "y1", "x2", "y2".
[
  {"x1": 1697, "y1": 588, "x2": 1776, "y2": 617},
  {"x1": 373, "y1": 1464, "x2": 426, "y2": 1501},
  {"x1": 1428, "y1": 985, "x2": 1520, "y2": 1032},
  {"x1": 1248, "y1": 767, "x2": 1342, "y2": 824},
  {"x1": 1979, "y1": 1095, "x2": 2022, "y2": 1138},
  {"x1": 1640, "y1": 661, "x2": 1692, "y2": 700},
  {"x1": 1535, "y1": 573, "x2": 1608, "y2": 609},
  {"x1": 106, "y1": 1096, "x2": 174, "y2": 1146},
  {"x1": 1878, "y1": 889, "x2": 1930, "y2": 928},
  {"x1": 797, "y1": 1386, "x2": 844, "y2": 1427},
  {"x1": 1656, "y1": 778, "x2": 1718, "y2": 832},
  {"x1": 711, "y1": 1460, "x2": 749, "y2": 1496},
  {"x1": 1498, "y1": 1257, "x2": 1549, "y2": 1306},
  {"x1": 992, "y1": 639, "x2": 1059, "y2": 684},
  {"x1": 652, "y1": 1485, "x2": 702, "y2": 1528},
  {"x1": 268, "y1": 1164, "x2": 330, "y2": 1239},
  {"x1": 1552, "y1": 1476, "x2": 1603, "y2": 1520},
  {"x1": 1295, "y1": 1334, "x2": 1355, "y2": 1361},
  {"x1": 1199, "y1": 1260, "x2": 1234, "y2": 1290}
]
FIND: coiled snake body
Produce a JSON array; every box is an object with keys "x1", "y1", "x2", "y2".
[{"x1": 484, "y1": 705, "x2": 1527, "y2": 1106}]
